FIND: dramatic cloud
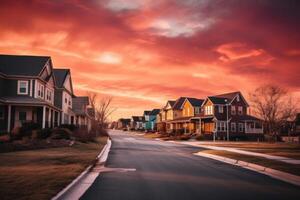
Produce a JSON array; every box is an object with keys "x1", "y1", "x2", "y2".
[{"x1": 0, "y1": 0, "x2": 299, "y2": 120}]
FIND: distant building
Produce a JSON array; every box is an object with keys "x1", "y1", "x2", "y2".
[
  {"x1": 117, "y1": 118, "x2": 131, "y2": 130},
  {"x1": 130, "y1": 116, "x2": 145, "y2": 130},
  {"x1": 72, "y1": 96, "x2": 93, "y2": 132}
]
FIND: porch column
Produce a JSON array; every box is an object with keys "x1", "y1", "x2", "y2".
[
  {"x1": 52, "y1": 110, "x2": 55, "y2": 128},
  {"x1": 57, "y1": 112, "x2": 60, "y2": 126},
  {"x1": 244, "y1": 121, "x2": 246, "y2": 133},
  {"x1": 42, "y1": 106, "x2": 46, "y2": 129},
  {"x1": 7, "y1": 105, "x2": 11, "y2": 132},
  {"x1": 199, "y1": 118, "x2": 202, "y2": 134},
  {"x1": 48, "y1": 108, "x2": 51, "y2": 128}
]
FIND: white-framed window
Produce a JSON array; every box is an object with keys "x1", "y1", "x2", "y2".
[
  {"x1": 231, "y1": 106, "x2": 236, "y2": 115},
  {"x1": 238, "y1": 106, "x2": 243, "y2": 115},
  {"x1": 236, "y1": 95, "x2": 240, "y2": 102},
  {"x1": 231, "y1": 122, "x2": 236, "y2": 132},
  {"x1": 219, "y1": 105, "x2": 224, "y2": 113},
  {"x1": 40, "y1": 85, "x2": 44, "y2": 98},
  {"x1": 0, "y1": 107, "x2": 4, "y2": 120},
  {"x1": 238, "y1": 123, "x2": 244, "y2": 132},
  {"x1": 217, "y1": 121, "x2": 226, "y2": 132},
  {"x1": 17, "y1": 80, "x2": 28, "y2": 95},
  {"x1": 205, "y1": 105, "x2": 213, "y2": 115}
]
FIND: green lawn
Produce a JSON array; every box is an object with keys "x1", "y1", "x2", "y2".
[{"x1": 0, "y1": 137, "x2": 107, "y2": 200}]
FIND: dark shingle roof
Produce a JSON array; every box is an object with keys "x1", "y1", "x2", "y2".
[
  {"x1": 149, "y1": 109, "x2": 160, "y2": 116},
  {"x1": 208, "y1": 96, "x2": 228, "y2": 104},
  {"x1": 215, "y1": 91, "x2": 240, "y2": 102},
  {"x1": 187, "y1": 98, "x2": 204, "y2": 107},
  {"x1": 53, "y1": 69, "x2": 69, "y2": 88},
  {"x1": 143, "y1": 110, "x2": 151, "y2": 116},
  {"x1": 0, "y1": 54, "x2": 50, "y2": 76},
  {"x1": 172, "y1": 97, "x2": 187, "y2": 110},
  {"x1": 72, "y1": 96, "x2": 89, "y2": 115},
  {"x1": 132, "y1": 116, "x2": 145, "y2": 122}
]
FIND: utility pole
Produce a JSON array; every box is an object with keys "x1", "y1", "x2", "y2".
[{"x1": 225, "y1": 100, "x2": 229, "y2": 141}]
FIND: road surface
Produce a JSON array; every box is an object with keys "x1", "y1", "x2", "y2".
[{"x1": 81, "y1": 130, "x2": 300, "y2": 200}]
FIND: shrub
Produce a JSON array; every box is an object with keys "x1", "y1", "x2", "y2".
[
  {"x1": 59, "y1": 124, "x2": 78, "y2": 131},
  {"x1": 51, "y1": 128, "x2": 72, "y2": 140},
  {"x1": 72, "y1": 128, "x2": 96, "y2": 143},
  {"x1": 195, "y1": 134, "x2": 206, "y2": 141},
  {"x1": 37, "y1": 128, "x2": 53, "y2": 139}
]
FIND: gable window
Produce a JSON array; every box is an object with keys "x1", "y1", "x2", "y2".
[
  {"x1": 238, "y1": 123, "x2": 244, "y2": 132},
  {"x1": 219, "y1": 105, "x2": 224, "y2": 113},
  {"x1": 205, "y1": 105, "x2": 213, "y2": 115},
  {"x1": 238, "y1": 106, "x2": 243, "y2": 115},
  {"x1": 18, "y1": 81, "x2": 28, "y2": 95},
  {"x1": 231, "y1": 123, "x2": 236, "y2": 132},
  {"x1": 19, "y1": 111, "x2": 27, "y2": 121},
  {"x1": 231, "y1": 106, "x2": 236, "y2": 115},
  {"x1": 236, "y1": 95, "x2": 240, "y2": 102},
  {"x1": 65, "y1": 98, "x2": 68, "y2": 104}
]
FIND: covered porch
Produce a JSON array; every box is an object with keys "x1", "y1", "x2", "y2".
[
  {"x1": 167, "y1": 117, "x2": 196, "y2": 134},
  {"x1": 244, "y1": 120, "x2": 264, "y2": 134},
  {"x1": 1, "y1": 102, "x2": 61, "y2": 133}
]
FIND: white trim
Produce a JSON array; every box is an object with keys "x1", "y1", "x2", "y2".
[
  {"x1": 29, "y1": 79, "x2": 33, "y2": 97},
  {"x1": 17, "y1": 80, "x2": 29, "y2": 95},
  {"x1": 7, "y1": 105, "x2": 11, "y2": 132},
  {"x1": 42, "y1": 106, "x2": 46, "y2": 128}
]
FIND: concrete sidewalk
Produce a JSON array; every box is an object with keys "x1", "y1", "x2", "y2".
[{"x1": 179, "y1": 141, "x2": 300, "y2": 164}]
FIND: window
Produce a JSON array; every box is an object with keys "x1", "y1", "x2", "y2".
[
  {"x1": 236, "y1": 95, "x2": 240, "y2": 102},
  {"x1": 68, "y1": 100, "x2": 71, "y2": 106},
  {"x1": 19, "y1": 111, "x2": 27, "y2": 121},
  {"x1": 238, "y1": 123, "x2": 244, "y2": 132},
  {"x1": 0, "y1": 108, "x2": 4, "y2": 119},
  {"x1": 187, "y1": 107, "x2": 190, "y2": 116},
  {"x1": 40, "y1": 85, "x2": 44, "y2": 98},
  {"x1": 195, "y1": 107, "x2": 200, "y2": 114},
  {"x1": 231, "y1": 106, "x2": 236, "y2": 115},
  {"x1": 205, "y1": 105, "x2": 213, "y2": 115},
  {"x1": 219, "y1": 105, "x2": 224, "y2": 113},
  {"x1": 231, "y1": 123, "x2": 236, "y2": 132},
  {"x1": 238, "y1": 106, "x2": 243, "y2": 115},
  {"x1": 18, "y1": 81, "x2": 28, "y2": 95},
  {"x1": 65, "y1": 98, "x2": 68, "y2": 103},
  {"x1": 217, "y1": 121, "x2": 226, "y2": 132}
]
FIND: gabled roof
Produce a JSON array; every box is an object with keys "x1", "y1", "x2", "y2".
[
  {"x1": 132, "y1": 116, "x2": 145, "y2": 122},
  {"x1": 53, "y1": 69, "x2": 69, "y2": 88},
  {"x1": 172, "y1": 97, "x2": 187, "y2": 110},
  {"x1": 72, "y1": 96, "x2": 89, "y2": 115},
  {"x1": 150, "y1": 109, "x2": 160, "y2": 116},
  {"x1": 186, "y1": 97, "x2": 204, "y2": 107},
  {"x1": 143, "y1": 110, "x2": 151, "y2": 116},
  {"x1": 0, "y1": 54, "x2": 50, "y2": 76},
  {"x1": 118, "y1": 118, "x2": 131, "y2": 123},
  {"x1": 207, "y1": 96, "x2": 228, "y2": 104},
  {"x1": 215, "y1": 91, "x2": 240, "y2": 102}
]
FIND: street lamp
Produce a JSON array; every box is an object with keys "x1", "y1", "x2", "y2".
[{"x1": 225, "y1": 99, "x2": 229, "y2": 141}]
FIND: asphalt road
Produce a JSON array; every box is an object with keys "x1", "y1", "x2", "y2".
[{"x1": 81, "y1": 130, "x2": 300, "y2": 200}]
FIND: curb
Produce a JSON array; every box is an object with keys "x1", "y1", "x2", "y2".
[
  {"x1": 52, "y1": 137, "x2": 112, "y2": 200},
  {"x1": 194, "y1": 152, "x2": 300, "y2": 187}
]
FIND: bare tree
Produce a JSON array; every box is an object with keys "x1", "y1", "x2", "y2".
[
  {"x1": 249, "y1": 84, "x2": 298, "y2": 139},
  {"x1": 87, "y1": 92, "x2": 116, "y2": 135}
]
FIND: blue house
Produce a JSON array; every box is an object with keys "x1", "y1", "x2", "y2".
[{"x1": 144, "y1": 109, "x2": 160, "y2": 131}]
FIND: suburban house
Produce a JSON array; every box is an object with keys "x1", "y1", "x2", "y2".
[
  {"x1": 53, "y1": 69, "x2": 75, "y2": 125},
  {"x1": 167, "y1": 98, "x2": 204, "y2": 134},
  {"x1": 130, "y1": 116, "x2": 145, "y2": 130},
  {"x1": 72, "y1": 96, "x2": 93, "y2": 131},
  {"x1": 0, "y1": 54, "x2": 61, "y2": 132},
  {"x1": 144, "y1": 109, "x2": 160, "y2": 131},
  {"x1": 197, "y1": 91, "x2": 263, "y2": 140},
  {"x1": 156, "y1": 100, "x2": 175, "y2": 133},
  {"x1": 117, "y1": 118, "x2": 131, "y2": 130}
]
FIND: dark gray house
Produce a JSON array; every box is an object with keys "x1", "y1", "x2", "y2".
[
  {"x1": 72, "y1": 96, "x2": 93, "y2": 131},
  {"x1": 53, "y1": 69, "x2": 76, "y2": 125},
  {"x1": 0, "y1": 54, "x2": 61, "y2": 132}
]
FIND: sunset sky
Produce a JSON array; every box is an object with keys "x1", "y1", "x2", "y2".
[{"x1": 0, "y1": 0, "x2": 299, "y2": 120}]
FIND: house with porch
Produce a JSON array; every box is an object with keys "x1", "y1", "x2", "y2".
[
  {"x1": 53, "y1": 69, "x2": 76, "y2": 125},
  {"x1": 167, "y1": 98, "x2": 204, "y2": 134},
  {"x1": 0, "y1": 54, "x2": 61, "y2": 133},
  {"x1": 156, "y1": 100, "x2": 175, "y2": 133},
  {"x1": 144, "y1": 109, "x2": 160, "y2": 131},
  {"x1": 130, "y1": 116, "x2": 145, "y2": 130},
  {"x1": 197, "y1": 91, "x2": 263, "y2": 140},
  {"x1": 72, "y1": 96, "x2": 93, "y2": 132},
  {"x1": 117, "y1": 118, "x2": 131, "y2": 130}
]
